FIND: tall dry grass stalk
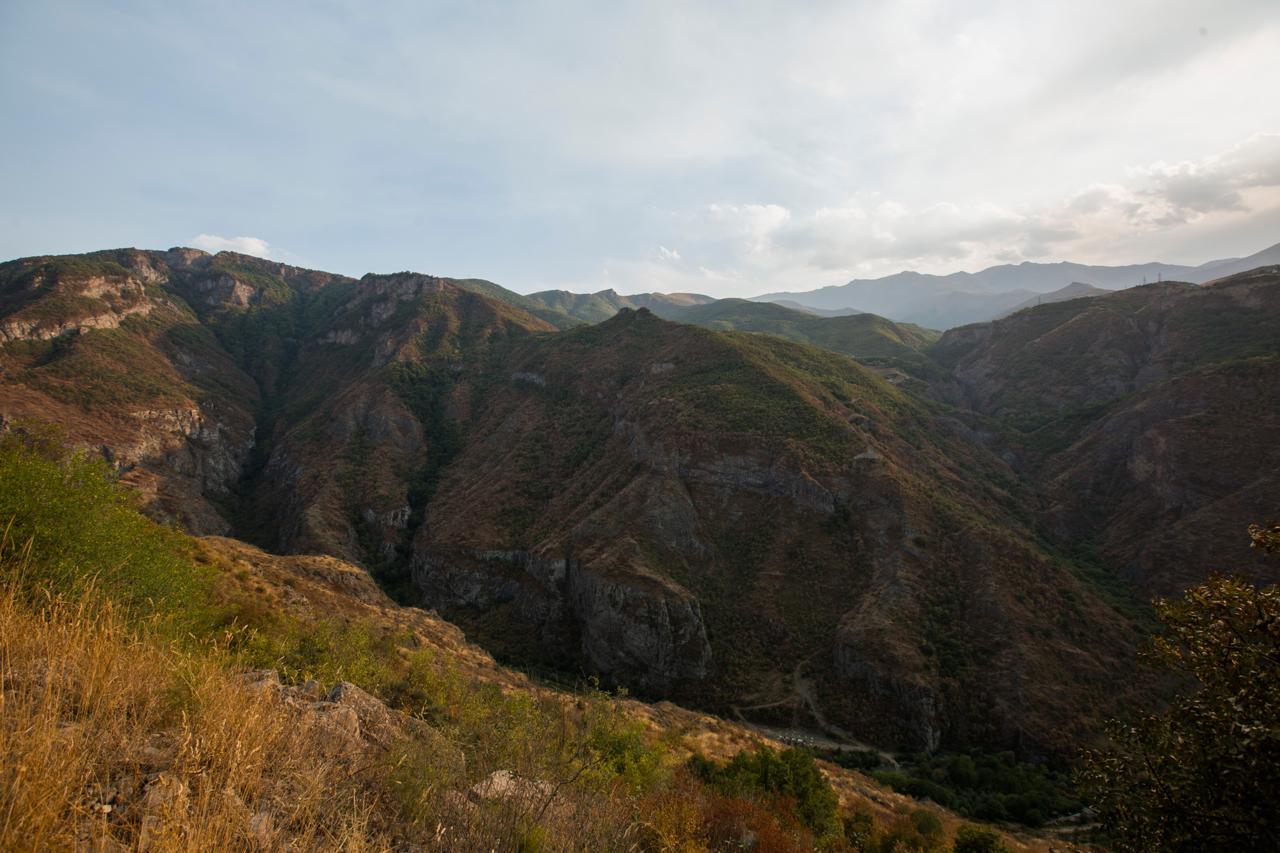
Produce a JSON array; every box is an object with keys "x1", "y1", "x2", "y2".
[{"x1": 0, "y1": 575, "x2": 384, "y2": 851}]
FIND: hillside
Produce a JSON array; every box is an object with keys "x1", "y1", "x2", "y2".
[
  {"x1": 522, "y1": 288, "x2": 717, "y2": 325},
  {"x1": 517, "y1": 291, "x2": 943, "y2": 378},
  {"x1": 929, "y1": 266, "x2": 1280, "y2": 595},
  {"x1": 407, "y1": 307, "x2": 1143, "y2": 757},
  {"x1": 660, "y1": 299, "x2": 942, "y2": 377},
  {"x1": 2, "y1": 435, "x2": 1071, "y2": 850}
]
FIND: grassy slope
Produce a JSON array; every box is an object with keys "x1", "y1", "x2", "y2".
[
  {"x1": 0, "y1": 437, "x2": 1058, "y2": 851},
  {"x1": 451, "y1": 278, "x2": 583, "y2": 329}
]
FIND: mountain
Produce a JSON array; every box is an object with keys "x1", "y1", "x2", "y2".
[
  {"x1": 3, "y1": 246, "x2": 1278, "y2": 769},
  {"x1": 522, "y1": 287, "x2": 716, "y2": 325},
  {"x1": 996, "y1": 282, "x2": 1110, "y2": 319},
  {"x1": 6, "y1": 427, "x2": 1049, "y2": 851},
  {"x1": 929, "y1": 266, "x2": 1280, "y2": 595},
  {"x1": 754, "y1": 240, "x2": 1280, "y2": 329},
  {"x1": 651, "y1": 298, "x2": 943, "y2": 378},
  {"x1": 772, "y1": 300, "x2": 863, "y2": 317},
  {"x1": 509, "y1": 290, "x2": 943, "y2": 378},
  {"x1": 407, "y1": 307, "x2": 1140, "y2": 754}
]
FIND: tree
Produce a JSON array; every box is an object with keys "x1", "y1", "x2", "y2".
[{"x1": 1078, "y1": 562, "x2": 1280, "y2": 851}]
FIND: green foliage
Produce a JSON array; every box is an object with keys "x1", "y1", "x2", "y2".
[
  {"x1": 842, "y1": 810, "x2": 879, "y2": 851},
  {"x1": 873, "y1": 808, "x2": 947, "y2": 852},
  {"x1": 690, "y1": 747, "x2": 840, "y2": 837},
  {"x1": 0, "y1": 432, "x2": 212, "y2": 633},
  {"x1": 873, "y1": 750, "x2": 1079, "y2": 826},
  {"x1": 583, "y1": 700, "x2": 669, "y2": 791},
  {"x1": 951, "y1": 823, "x2": 1009, "y2": 853},
  {"x1": 232, "y1": 610, "x2": 405, "y2": 690},
  {"x1": 1078, "y1": 571, "x2": 1280, "y2": 851},
  {"x1": 910, "y1": 808, "x2": 944, "y2": 839},
  {"x1": 817, "y1": 747, "x2": 884, "y2": 771}
]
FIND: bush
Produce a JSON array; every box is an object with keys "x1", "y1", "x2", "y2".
[
  {"x1": 690, "y1": 746, "x2": 840, "y2": 837},
  {"x1": 910, "y1": 808, "x2": 943, "y2": 839},
  {"x1": 952, "y1": 823, "x2": 1009, "y2": 853}
]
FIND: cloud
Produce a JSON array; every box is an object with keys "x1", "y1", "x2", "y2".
[
  {"x1": 604, "y1": 132, "x2": 1280, "y2": 295},
  {"x1": 4, "y1": 2, "x2": 1279, "y2": 291},
  {"x1": 656, "y1": 245, "x2": 682, "y2": 263},
  {"x1": 190, "y1": 234, "x2": 272, "y2": 258}
]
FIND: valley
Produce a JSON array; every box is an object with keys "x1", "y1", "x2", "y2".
[{"x1": 3, "y1": 247, "x2": 1277, "y2": 769}]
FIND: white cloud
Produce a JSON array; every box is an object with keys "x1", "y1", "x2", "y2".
[
  {"x1": 597, "y1": 132, "x2": 1280, "y2": 296},
  {"x1": 656, "y1": 245, "x2": 682, "y2": 263},
  {"x1": 189, "y1": 234, "x2": 272, "y2": 258}
]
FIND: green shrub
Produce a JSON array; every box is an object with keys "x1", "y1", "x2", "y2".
[
  {"x1": 910, "y1": 808, "x2": 943, "y2": 840},
  {"x1": 0, "y1": 432, "x2": 212, "y2": 633},
  {"x1": 232, "y1": 611, "x2": 404, "y2": 689},
  {"x1": 583, "y1": 700, "x2": 669, "y2": 792},
  {"x1": 952, "y1": 823, "x2": 1009, "y2": 853},
  {"x1": 690, "y1": 746, "x2": 839, "y2": 837}
]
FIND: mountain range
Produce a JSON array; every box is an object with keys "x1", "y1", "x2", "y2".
[
  {"x1": 751, "y1": 241, "x2": 1280, "y2": 328},
  {"x1": 1, "y1": 246, "x2": 1277, "y2": 764}
]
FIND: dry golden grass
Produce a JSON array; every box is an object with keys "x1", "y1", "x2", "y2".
[
  {"x1": 0, "y1": 581, "x2": 384, "y2": 851},
  {"x1": 0, "y1": 530, "x2": 1068, "y2": 852}
]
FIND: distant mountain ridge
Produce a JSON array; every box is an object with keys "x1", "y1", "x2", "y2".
[
  {"x1": 753, "y1": 240, "x2": 1280, "y2": 329},
  {"x1": 996, "y1": 281, "x2": 1110, "y2": 319},
  {"x1": 468, "y1": 284, "x2": 943, "y2": 377}
]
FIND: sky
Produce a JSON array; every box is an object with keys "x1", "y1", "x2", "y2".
[{"x1": 2, "y1": 0, "x2": 1279, "y2": 298}]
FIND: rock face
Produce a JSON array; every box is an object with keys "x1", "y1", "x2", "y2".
[
  {"x1": 565, "y1": 557, "x2": 712, "y2": 689},
  {"x1": 411, "y1": 547, "x2": 712, "y2": 691},
  {"x1": 5, "y1": 248, "x2": 1278, "y2": 759},
  {"x1": 0, "y1": 249, "x2": 279, "y2": 531}
]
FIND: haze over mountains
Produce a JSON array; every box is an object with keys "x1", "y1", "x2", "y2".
[
  {"x1": 751, "y1": 241, "x2": 1280, "y2": 329},
  {"x1": 491, "y1": 241, "x2": 1280, "y2": 335},
  {"x1": 3, "y1": 246, "x2": 1277, "y2": 765}
]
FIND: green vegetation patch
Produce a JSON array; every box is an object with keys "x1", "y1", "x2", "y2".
[
  {"x1": 690, "y1": 747, "x2": 840, "y2": 838},
  {"x1": 872, "y1": 750, "x2": 1080, "y2": 827},
  {"x1": 0, "y1": 431, "x2": 213, "y2": 633}
]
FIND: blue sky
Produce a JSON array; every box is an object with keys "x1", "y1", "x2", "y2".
[{"x1": 2, "y1": 0, "x2": 1279, "y2": 296}]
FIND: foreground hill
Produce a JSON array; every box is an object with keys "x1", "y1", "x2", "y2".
[
  {"x1": 929, "y1": 266, "x2": 1280, "y2": 595},
  {"x1": 4, "y1": 437, "x2": 1069, "y2": 850}
]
